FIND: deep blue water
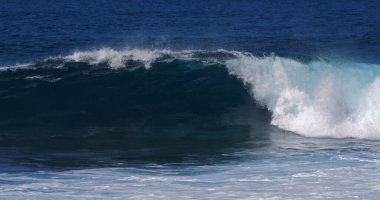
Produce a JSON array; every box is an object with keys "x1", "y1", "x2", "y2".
[
  {"x1": 2, "y1": 0, "x2": 380, "y2": 64},
  {"x1": 1, "y1": 0, "x2": 380, "y2": 199}
]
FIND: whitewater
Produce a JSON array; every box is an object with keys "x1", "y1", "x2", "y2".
[{"x1": 2, "y1": 128, "x2": 380, "y2": 200}]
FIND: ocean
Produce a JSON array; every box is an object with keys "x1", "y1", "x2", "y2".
[{"x1": 1, "y1": 0, "x2": 380, "y2": 199}]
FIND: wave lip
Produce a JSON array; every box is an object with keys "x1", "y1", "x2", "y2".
[{"x1": 0, "y1": 48, "x2": 238, "y2": 71}]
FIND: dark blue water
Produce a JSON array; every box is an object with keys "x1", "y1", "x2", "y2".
[
  {"x1": 1, "y1": 1, "x2": 380, "y2": 199},
  {"x1": 1, "y1": 0, "x2": 380, "y2": 64}
]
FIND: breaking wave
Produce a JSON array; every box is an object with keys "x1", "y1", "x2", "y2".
[{"x1": 1, "y1": 48, "x2": 380, "y2": 140}]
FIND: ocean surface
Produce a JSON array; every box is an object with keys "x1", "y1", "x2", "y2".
[{"x1": 1, "y1": 0, "x2": 380, "y2": 199}]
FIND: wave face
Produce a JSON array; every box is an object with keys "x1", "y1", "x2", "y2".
[{"x1": 1, "y1": 49, "x2": 380, "y2": 141}]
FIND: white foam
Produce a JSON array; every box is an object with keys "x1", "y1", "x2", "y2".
[
  {"x1": 226, "y1": 53, "x2": 380, "y2": 139},
  {"x1": 64, "y1": 48, "x2": 172, "y2": 69},
  {"x1": 63, "y1": 48, "x2": 229, "y2": 69},
  {"x1": 0, "y1": 49, "x2": 177, "y2": 71},
  {"x1": 0, "y1": 62, "x2": 36, "y2": 71}
]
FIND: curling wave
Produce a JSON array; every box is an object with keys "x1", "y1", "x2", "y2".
[{"x1": 1, "y1": 48, "x2": 380, "y2": 140}]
